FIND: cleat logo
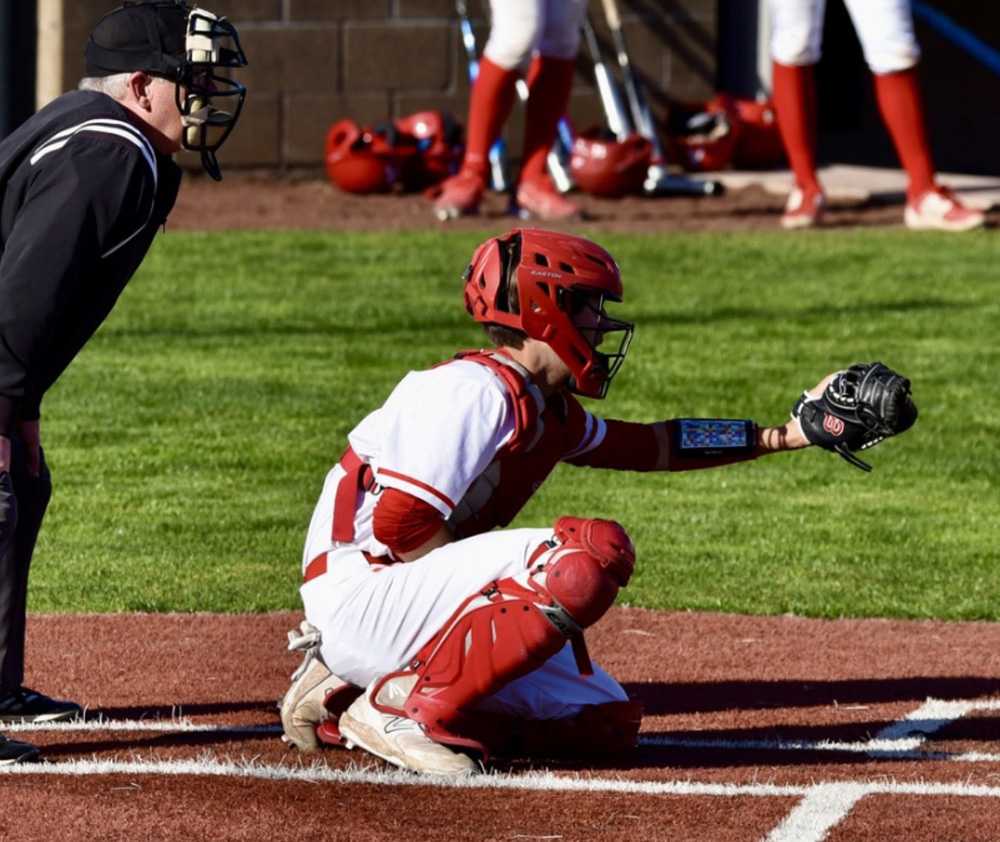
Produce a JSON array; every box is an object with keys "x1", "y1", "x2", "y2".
[
  {"x1": 822, "y1": 414, "x2": 845, "y2": 436},
  {"x1": 384, "y1": 716, "x2": 413, "y2": 735}
]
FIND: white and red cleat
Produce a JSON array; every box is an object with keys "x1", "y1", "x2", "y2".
[
  {"x1": 432, "y1": 171, "x2": 486, "y2": 221},
  {"x1": 781, "y1": 187, "x2": 826, "y2": 230},
  {"x1": 515, "y1": 177, "x2": 581, "y2": 222},
  {"x1": 904, "y1": 187, "x2": 985, "y2": 232}
]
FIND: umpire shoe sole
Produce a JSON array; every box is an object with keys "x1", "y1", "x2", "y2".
[
  {"x1": 0, "y1": 735, "x2": 41, "y2": 765},
  {"x1": 339, "y1": 683, "x2": 476, "y2": 777},
  {"x1": 0, "y1": 689, "x2": 83, "y2": 724}
]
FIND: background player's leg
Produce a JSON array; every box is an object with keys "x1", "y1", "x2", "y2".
[
  {"x1": 433, "y1": 0, "x2": 541, "y2": 219},
  {"x1": 843, "y1": 0, "x2": 983, "y2": 230},
  {"x1": 769, "y1": 0, "x2": 826, "y2": 228},
  {"x1": 515, "y1": 0, "x2": 584, "y2": 221}
]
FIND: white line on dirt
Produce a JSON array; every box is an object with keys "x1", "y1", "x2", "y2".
[
  {"x1": 762, "y1": 783, "x2": 869, "y2": 842},
  {"x1": 756, "y1": 697, "x2": 1000, "y2": 842},
  {"x1": 639, "y1": 734, "x2": 1000, "y2": 762},
  {"x1": 643, "y1": 696, "x2": 1000, "y2": 762},
  {"x1": 6, "y1": 719, "x2": 281, "y2": 734},
  {"x1": 1, "y1": 757, "x2": 1000, "y2": 802}
]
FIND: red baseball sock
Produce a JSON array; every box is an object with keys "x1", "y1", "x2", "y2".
[
  {"x1": 772, "y1": 60, "x2": 822, "y2": 195},
  {"x1": 873, "y1": 68, "x2": 935, "y2": 202},
  {"x1": 460, "y1": 56, "x2": 519, "y2": 182},
  {"x1": 519, "y1": 55, "x2": 575, "y2": 185}
]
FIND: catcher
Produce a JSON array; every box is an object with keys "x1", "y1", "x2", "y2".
[{"x1": 279, "y1": 228, "x2": 916, "y2": 776}]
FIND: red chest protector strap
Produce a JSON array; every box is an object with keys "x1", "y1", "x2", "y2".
[{"x1": 444, "y1": 350, "x2": 545, "y2": 454}]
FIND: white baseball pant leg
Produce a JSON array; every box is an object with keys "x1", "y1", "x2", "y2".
[
  {"x1": 484, "y1": 0, "x2": 586, "y2": 69},
  {"x1": 770, "y1": 0, "x2": 919, "y2": 73},
  {"x1": 301, "y1": 527, "x2": 627, "y2": 720}
]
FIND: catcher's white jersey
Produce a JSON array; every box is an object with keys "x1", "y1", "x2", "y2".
[{"x1": 299, "y1": 357, "x2": 626, "y2": 717}]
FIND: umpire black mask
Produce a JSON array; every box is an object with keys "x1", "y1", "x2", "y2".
[{"x1": 85, "y1": 0, "x2": 248, "y2": 181}]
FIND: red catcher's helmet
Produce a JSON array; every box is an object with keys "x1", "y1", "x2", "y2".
[
  {"x1": 463, "y1": 229, "x2": 634, "y2": 399},
  {"x1": 324, "y1": 118, "x2": 397, "y2": 193},
  {"x1": 569, "y1": 129, "x2": 652, "y2": 198}
]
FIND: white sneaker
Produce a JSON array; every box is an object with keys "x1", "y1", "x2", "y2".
[
  {"x1": 279, "y1": 621, "x2": 351, "y2": 752},
  {"x1": 781, "y1": 187, "x2": 825, "y2": 229},
  {"x1": 339, "y1": 675, "x2": 477, "y2": 776},
  {"x1": 904, "y1": 187, "x2": 985, "y2": 232}
]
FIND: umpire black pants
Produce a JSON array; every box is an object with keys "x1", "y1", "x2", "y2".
[{"x1": 0, "y1": 434, "x2": 51, "y2": 692}]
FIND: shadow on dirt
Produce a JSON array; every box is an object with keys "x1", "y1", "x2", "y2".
[{"x1": 622, "y1": 676, "x2": 1000, "y2": 714}]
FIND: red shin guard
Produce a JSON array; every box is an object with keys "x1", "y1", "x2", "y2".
[{"x1": 372, "y1": 518, "x2": 635, "y2": 758}]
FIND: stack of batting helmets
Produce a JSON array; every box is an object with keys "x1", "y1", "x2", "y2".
[
  {"x1": 325, "y1": 111, "x2": 462, "y2": 194},
  {"x1": 666, "y1": 94, "x2": 785, "y2": 173}
]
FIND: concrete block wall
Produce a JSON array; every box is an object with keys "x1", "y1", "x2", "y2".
[{"x1": 51, "y1": 0, "x2": 719, "y2": 173}]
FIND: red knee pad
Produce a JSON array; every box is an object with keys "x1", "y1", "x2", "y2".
[{"x1": 538, "y1": 517, "x2": 635, "y2": 627}]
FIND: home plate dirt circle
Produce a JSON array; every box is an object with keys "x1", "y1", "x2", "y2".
[{"x1": 2, "y1": 609, "x2": 998, "y2": 842}]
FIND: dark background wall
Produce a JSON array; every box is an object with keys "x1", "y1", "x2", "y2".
[
  {"x1": 47, "y1": 0, "x2": 718, "y2": 172},
  {"x1": 17, "y1": 1, "x2": 1000, "y2": 176}
]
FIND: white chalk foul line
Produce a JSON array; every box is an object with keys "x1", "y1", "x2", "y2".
[
  {"x1": 763, "y1": 783, "x2": 869, "y2": 842},
  {"x1": 644, "y1": 697, "x2": 1000, "y2": 762},
  {"x1": 1, "y1": 756, "x2": 1000, "y2": 802},
  {"x1": 6, "y1": 718, "x2": 282, "y2": 735},
  {"x1": 756, "y1": 698, "x2": 1000, "y2": 842}
]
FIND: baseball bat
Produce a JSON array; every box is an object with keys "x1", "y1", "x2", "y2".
[
  {"x1": 598, "y1": 0, "x2": 723, "y2": 197},
  {"x1": 581, "y1": 14, "x2": 632, "y2": 141},
  {"x1": 456, "y1": 0, "x2": 509, "y2": 193}
]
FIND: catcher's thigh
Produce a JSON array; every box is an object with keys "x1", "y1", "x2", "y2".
[{"x1": 303, "y1": 528, "x2": 557, "y2": 688}]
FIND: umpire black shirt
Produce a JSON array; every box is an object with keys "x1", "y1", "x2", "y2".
[{"x1": 0, "y1": 90, "x2": 183, "y2": 437}]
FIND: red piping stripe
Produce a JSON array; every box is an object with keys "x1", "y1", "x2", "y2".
[{"x1": 377, "y1": 468, "x2": 456, "y2": 510}]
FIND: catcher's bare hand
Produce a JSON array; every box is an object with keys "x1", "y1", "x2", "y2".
[{"x1": 791, "y1": 362, "x2": 918, "y2": 472}]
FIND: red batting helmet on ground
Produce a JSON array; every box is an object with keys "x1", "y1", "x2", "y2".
[
  {"x1": 324, "y1": 118, "x2": 397, "y2": 194},
  {"x1": 393, "y1": 110, "x2": 462, "y2": 190},
  {"x1": 569, "y1": 128, "x2": 652, "y2": 198},
  {"x1": 463, "y1": 229, "x2": 634, "y2": 399}
]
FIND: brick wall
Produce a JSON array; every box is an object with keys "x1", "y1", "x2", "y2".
[{"x1": 54, "y1": 0, "x2": 719, "y2": 173}]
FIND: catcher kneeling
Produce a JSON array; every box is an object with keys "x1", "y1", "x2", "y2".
[{"x1": 279, "y1": 229, "x2": 917, "y2": 776}]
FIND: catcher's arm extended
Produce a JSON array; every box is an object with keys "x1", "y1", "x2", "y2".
[{"x1": 570, "y1": 365, "x2": 915, "y2": 474}]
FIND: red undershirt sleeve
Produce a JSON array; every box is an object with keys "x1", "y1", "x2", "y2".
[
  {"x1": 566, "y1": 419, "x2": 660, "y2": 471},
  {"x1": 372, "y1": 487, "x2": 445, "y2": 555}
]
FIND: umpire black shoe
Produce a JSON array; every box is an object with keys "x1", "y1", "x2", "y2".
[
  {"x1": 0, "y1": 687, "x2": 83, "y2": 723},
  {"x1": 0, "y1": 734, "x2": 41, "y2": 764}
]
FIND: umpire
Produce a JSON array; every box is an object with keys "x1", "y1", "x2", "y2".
[{"x1": 0, "y1": 0, "x2": 247, "y2": 763}]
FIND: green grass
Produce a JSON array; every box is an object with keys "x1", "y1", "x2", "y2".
[{"x1": 29, "y1": 229, "x2": 1000, "y2": 619}]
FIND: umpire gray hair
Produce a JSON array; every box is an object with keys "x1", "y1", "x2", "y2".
[{"x1": 78, "y1": 73, "x2": 132, "y2": 99}]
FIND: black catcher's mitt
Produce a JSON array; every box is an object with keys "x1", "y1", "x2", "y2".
[{"x1": 792, "y1": 362, "x2": 918, "y2": 472}]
